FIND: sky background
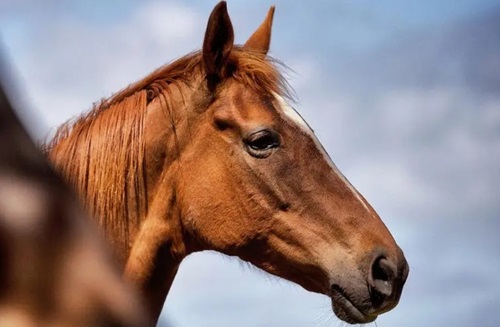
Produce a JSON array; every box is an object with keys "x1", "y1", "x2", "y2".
[{"x1": 1, "y1": 1, "x2": 500, "y2": 326}]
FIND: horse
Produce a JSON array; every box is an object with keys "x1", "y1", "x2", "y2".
[
  {"x1": 45, "y1": 2, "x2": 409, "y2": 325},
  {"x1": 0, "y1": 56, "x2": 145, "y2": 326}
]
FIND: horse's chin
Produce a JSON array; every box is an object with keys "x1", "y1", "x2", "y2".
[{"x1": 330, "y1": 285, "x2": 377, "y2": 324}]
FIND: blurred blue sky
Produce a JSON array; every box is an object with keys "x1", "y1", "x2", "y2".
[{"x1": 1, "y1": 1, "x2": 499, "y2": 326}]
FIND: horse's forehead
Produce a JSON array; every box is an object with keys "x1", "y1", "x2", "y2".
[
  {"x1": 219, "y1": 85, "x2": 276, "y2": 123},
  {"x1": 272, "y1": 93, "x2": 312, "y2": 133}
]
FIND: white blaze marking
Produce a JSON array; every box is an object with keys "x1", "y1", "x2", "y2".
[{"x1": 273, "y1": 93, "x2": 372, "y2": 214}]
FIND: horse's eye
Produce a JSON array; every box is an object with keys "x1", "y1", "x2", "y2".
[{"x1": 245, "y1": 130, "x2": 280, "y2": 158}]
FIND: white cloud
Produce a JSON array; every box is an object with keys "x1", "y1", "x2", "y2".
[
  {"x1": 137, "y1": 2, "x2": 199, "y2": 41},
  {"x1": 4, "y1": 1, "x2": 202, "y2": 133},
  {"x1": 164, "y1": 252, "x2": 328, "y2": 327}
]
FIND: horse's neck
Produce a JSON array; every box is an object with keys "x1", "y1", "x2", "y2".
[
  {"x1": 47, "y1": 81, "x2": 196, "y2": 325},
  {"x1": 142, "y1": 87, "x2": 191, "y2": 200},
  {"x1": 124, "y1": 173, "x2": 184, "y2": 322},
  {"x1": 123, "y1": 84, "x2": 193, "y2": 323}
]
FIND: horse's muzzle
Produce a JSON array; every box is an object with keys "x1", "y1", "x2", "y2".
[{"x1": 330, "y1": 249, "x2": 409, "y2": 324}]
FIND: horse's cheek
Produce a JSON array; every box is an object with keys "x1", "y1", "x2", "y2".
[{"x1": 178, "y1": 165, "x2": 252, "y2": 251}]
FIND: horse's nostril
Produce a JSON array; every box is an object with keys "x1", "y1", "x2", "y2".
[
  {"x1": 369, "y1": 256, "x2": 396, "y2": 308},
  {"x1": 372, "y1": 256, "x2": 395, "y2": 283},
  {"x1": 367, "y1": 251, "x2": 408, "y2": 313}
]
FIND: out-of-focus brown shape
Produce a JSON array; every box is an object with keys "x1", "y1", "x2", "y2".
[{"x1": 0, "y1": 56, "x2": 146, "y2": 327}]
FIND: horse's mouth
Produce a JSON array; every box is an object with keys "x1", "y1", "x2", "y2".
[{"x1": 330, "y1": 285, "x2": 377, "y2": 324}]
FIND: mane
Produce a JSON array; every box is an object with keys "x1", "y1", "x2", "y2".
[{"x1": 44, "y1": 47, "x2": 291, "y2": 261}]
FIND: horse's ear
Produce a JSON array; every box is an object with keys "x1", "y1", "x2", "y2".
[
  {"x1": 243, "y1": 6, "x2": 275, "y2": 54},
  {"x1": 203, "y1": 1, "x2": 234, "y2": 82}
]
